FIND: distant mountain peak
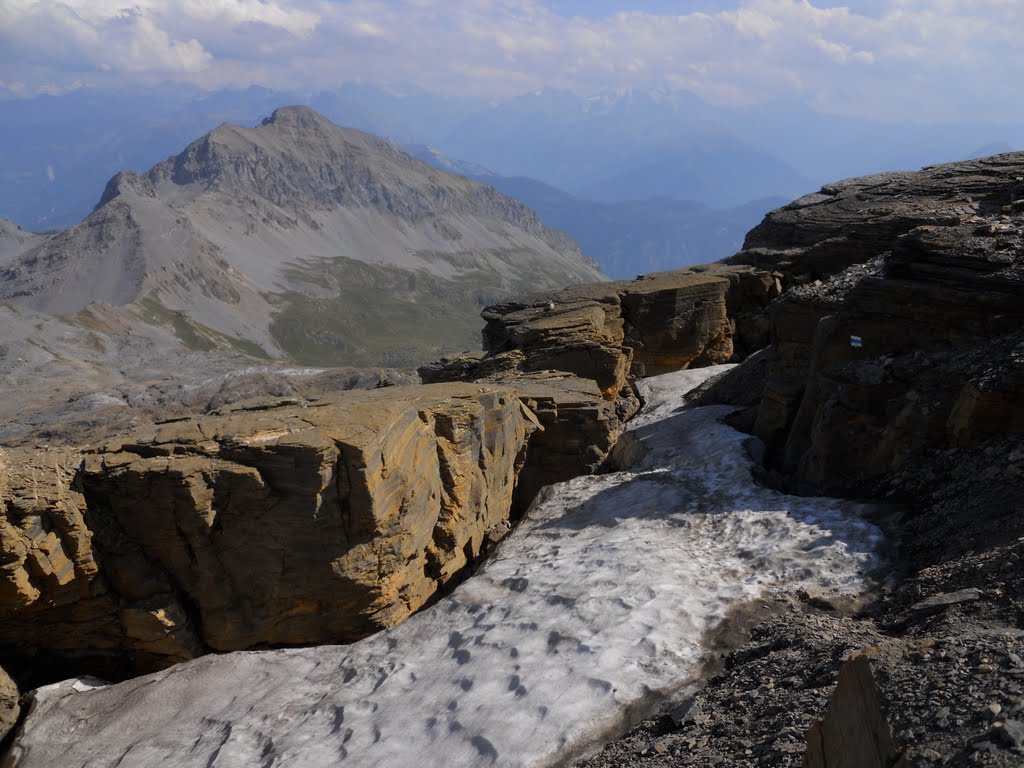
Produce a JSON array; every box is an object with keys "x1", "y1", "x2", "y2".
[
  {"x1": 260, "y1": 104, "x2": 333, "y2": 130},
  {"x1": 0, "y1": 218, "x2": 23, "y2": 236},
  {"x1": 0, "y1": 107, "x2": 602, "y2": 366}
]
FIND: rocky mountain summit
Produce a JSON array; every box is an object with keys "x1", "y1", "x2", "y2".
[{"x1": 0, "y1": 106, "x2": 601, "y2": 369}]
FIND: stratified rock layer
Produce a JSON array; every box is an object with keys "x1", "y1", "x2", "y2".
[
  {"x1": 425, "y1": 265, "x2": 781, "y2": 401},
  {"x1": 727, "y1": 153, "x2": 1024, "y2": 494},
  {"x1": 730, "y1": 154, "x2": 1024, "y2": 284},
  {"x1": 0, "y1": 383, "x2": 537, "y2": 675}
]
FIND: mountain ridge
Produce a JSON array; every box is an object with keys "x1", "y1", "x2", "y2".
[{"x1": 0, "y1": 106, "x2": 602, "y2": 367}]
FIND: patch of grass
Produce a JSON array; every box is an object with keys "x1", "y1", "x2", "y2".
[
  {"x1": 69, "y1": 308, "x2": 106, "y2": 332},
  {"x1": 267, "y1": 256, "x2": 515, "y2": 367}
]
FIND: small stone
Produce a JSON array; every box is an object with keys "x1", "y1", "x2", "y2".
[
  {"x1": 669, "y1": 698, "x2": 701, "y2": 726},
  {"x1": 989, "y1": 702, "x2": 1003, "y2": 718},
  {"x1": 995, "y1": 719, "x2": 1024, "y2": 749},
  {"x1": 910, "y1": 589, "x2": 982, "y2": 614},
  {"x1": 653, "y1": 741, "x2": 669, "y2": 755},
  {"x1": 977, "y1": 664, "x2": 996, "y2": 674},
  {"x1": 921, "y1": 748, "x2": 942, "y2": 760}
]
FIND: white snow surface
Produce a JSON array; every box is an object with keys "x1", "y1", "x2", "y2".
[{"x1": 7, "y1": 367, "x2": 890, "y2": 768}]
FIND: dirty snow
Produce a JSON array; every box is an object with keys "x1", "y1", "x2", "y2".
[{"x1": 6, "y1": 367, "x2": 889, "y2": 768}]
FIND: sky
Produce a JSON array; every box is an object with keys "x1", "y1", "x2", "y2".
[{"x1": 1, "y1": 0, "x2": 1022, "y2": 122}]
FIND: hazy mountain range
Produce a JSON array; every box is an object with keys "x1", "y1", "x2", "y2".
[
  {"x1": 0, "y1": 107, "x2": 601, "y2": 370},
  {"x1": 404, "y1": 146, "x2": 782, "y2": 279},
  {"x1": 3, "y1": 83, "x2": 1018, "y2": 249}
]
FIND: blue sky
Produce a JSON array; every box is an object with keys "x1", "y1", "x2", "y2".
[{"x1": 1, "y1": 1, "x2": 1022, "y2": 122}]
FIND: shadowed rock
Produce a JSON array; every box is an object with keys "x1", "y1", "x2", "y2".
[{"x1": 727, "y1": 153, "x2": 1024, "y2": 494}]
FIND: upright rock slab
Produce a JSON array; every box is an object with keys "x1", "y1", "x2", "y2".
[{"x1": 803, "y1": 655, "x2": 906, "y2": 768}]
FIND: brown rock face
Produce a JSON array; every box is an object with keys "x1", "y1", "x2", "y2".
[
  {"x1": 0, "y1": 449, "x2": 141, "y2": 674},
  {"x1": 732, "y1": 153, "x2": 1024, "y2": 495},
  {"x1": 471, "y1": 264, "x2": 781, "y2": 398},
  {"x1": 0, "y1": 663, "x2": 18, "y2": 744},
  {"x1": 0, "y1": 383, "x2": 537, "y2": 675},
  {"x1": 498, "y1": 374, "x2": 630, "y2": 513},
  {"x1": 480, "y1": 282, "x2": 630, "y2": 399},
  {"x1": 803, "y1": 656, "x2": 906, "y2": 768}
]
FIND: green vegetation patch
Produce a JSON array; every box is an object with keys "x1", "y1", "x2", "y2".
[{"x1": 268, "y1": 255, "x2": 511, "y2": 368}]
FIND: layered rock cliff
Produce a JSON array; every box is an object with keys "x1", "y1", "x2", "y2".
[
  {"x1": 724, "y1": 152, "x2": 1024, "y2": 495},
  {"x1": 423, "y1": 264, "x2": 781, "y2": 399},
  {"x1": 1, "y1": 384, "x2": 540, "y2": 679}
]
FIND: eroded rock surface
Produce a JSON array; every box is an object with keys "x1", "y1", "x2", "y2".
[
  {"x1": 0, "y1": 664, "x2": 18, "y2": 744},
  {"x1": 729, "y1": 153, "x2": 1024, "y2": 284},
  {"x1": 424, "y1": 265, "x2": 781, "y2": 399},
  {"x1": 724, "y1": 153, "x2": 1024, "y2": 494},
  {"x1": 1, "y1": 383, "x2": 537, "y2": 677}
]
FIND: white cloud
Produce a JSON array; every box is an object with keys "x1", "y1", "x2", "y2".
[{"x1": 1, "y1": 0, "x2": 1023, "y2": 121}]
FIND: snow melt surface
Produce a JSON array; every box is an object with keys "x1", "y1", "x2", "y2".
[{"x1": 9, "y1": 367, "x2": 890, "y2": 768}]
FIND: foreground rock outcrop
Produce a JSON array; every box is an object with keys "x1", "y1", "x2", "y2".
[
  {"x1": 1, "y1": 383, "x2": 538, "y2": 678},
  {"x1": 3, "y1": 260, "x2": 787, "y2": 687},
  {"x1": 726, "y1": 153, "x2": 1024, "y2": 495},
  {"x1": 1, "y1": 369, "x2": 891, "y2": 768}
]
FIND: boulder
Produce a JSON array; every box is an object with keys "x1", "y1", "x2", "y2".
[
  {"x1": 1, "y1": 383, "x2": 538, "y2": 675},
  {"x1": 481, "y1": 282, "x2": 630, "y2": 399},
  {"x1": 803, "y1": 655, "x2": 906, "y2": 768},
  {"x1": 0, "y1": 663, "x2": 18, "y2": 744}
]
